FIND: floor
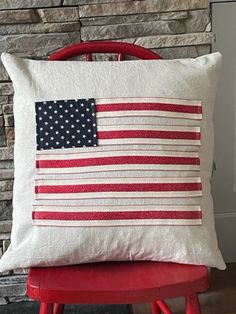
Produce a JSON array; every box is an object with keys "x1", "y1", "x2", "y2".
[
  {"x1": 132, "y1": 263, "x2": 236, "y2": 314},
  {"x1": 0, "y1": 263, "x2": 235, "y2": 313}
]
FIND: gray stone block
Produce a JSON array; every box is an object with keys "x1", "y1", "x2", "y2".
[
  {"x1": 81, "y1": 20, "x2": 186, "y2": 41},
  {"x1": 0, "y1": 233, "x2": 11, "y2": 240},
  {"x1": 38, "y1": 7, "x2": 79, "y2": 23},
  {"x1": 0, "y1": 9, "x2": 39, "y2": 25},
  {"x1": 80, "y1": 11, "x2": 188, "y2": 26},
  {"x1": 186, "y1": 9, "x2": 210, "y2": 33},
  {"x1": 0, "y1": 275, "x2": 26, "y2": 297},
  {"x1": 0, "y1": 200, "x2": 13, "y2": 220},
  {"x1": 0, "y1": 191, "x2": 13, "y2": 201},
  {"x1": 0, "y1": 160, "x2": 14, "y2": 169},
  {"x1": 3, "y1": 114, "x2": 14, "y2": 127},
  {"x1": 0, "y1": 180, "x2": 14, "y2": 192},
  {"x1": 0, "y1": 32, "x2": 80, "y2": 58},
  {"x1": 0, "y1": 220, "x2": 12, "y2": 233},
  {"x1": 0, "y1": 135, "x2": 6, "y2": 147},
  {"x1": 64, "y1": 0, "x2": 132, "y2": 4},
  {"x1": 0, "y1": 97, "x2": 8, "y2": 106},
  {"x1": 2, "y1": 104, "x2": 13, "y2": 115},
  {"x1": 134, "y1": 32, "x2": 215, "y2": 48},
  {"x1": 79, "y1": 0, "x2": 208, "y2": 18},
  {"x1": 0, "y1": 169, "x2": 14, "y2": 180},
  {"x1": 0, "y1": 63, "x2": 9, "y2": 81},
  {"x1": 0, "y1": 147, "x2": 14, "y2": 160},
  {"x1": 0, "y1": 83, "x2": 13, "y2": 96},
  {"x1": 0, "y1": 22, "x2": 80, "y2": 35},
  {"x1": 0, "y1": 0, "x2": 61, "y2": 10}
]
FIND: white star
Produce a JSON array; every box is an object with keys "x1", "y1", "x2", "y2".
[
  {"x1": 81, "y1": 114, "x2": 85, "y2": 117},
  {"x1": 91, "y1": 103, "x2": 95, "y2": 106},
  {"x1": 82, "y1": 134, "x2": 86, "y2": 138},
  {"x1": 49, "y1": 106, "x2": 52, "y2": 109},
  {"x1": 45, "y1": 132, "x2": 49, "y2": 135},
  {"x1": 82, "y1": 124, "x2": 85, "y2": 128},
  {"x1": 71, "y1": 125, "x2": 75, "y2": 128},
  {"x1": 50, "y1": 126, "x2": 53, "y2": 130},
  {"x1": 60, "y1": 115, "x2": 63, "y2": 118},
  {"x1": 77, "y1": 130, "x2": 80, "y2": 133},
  {"x1": 38, "y1": 107, "x2": 42, "y2": 110},
  {"x1": 70, "y1": 114, "x2": 74, "y2": 118},
  {"x1": 59, "y1": 105, "x2": 63, "y2": 108},
  {"x1": 55, "y1": 121, "x2": 58, "y2": 124},
  {"x1": 66, "y1": 130, "x2": 70, "y2": 134},
  {"x1": 44, "y1": 111, "x2": 47, "y2": 115},
  {"x1": 93, "y1": 123, "x2": 96, "y2": 127},
  {"x1": 77, "y1": 140, "x2": 81, "y2": 143},
  {"x1": 40, "y1": 138, "x2": 44, "y2": 141},
  {"x1": 54, "y1": 110, "x2": 58, "y2": 114},
  {"x1": 56, "y1": 142, "x2": 59, "y2": 145},
  {"x1": 49, "y1": 116, "x2": 53, "y2": 119},
  {"x1": 93, "y1": 134, "x2": 97, "y2": 137},
  {"x1": 55, "y1": 131, "x2": 59, "y2": 134},
  {"x1": 60, "y1": 125, "x2": 64, "y2": 129},
  {"x1": 86, "y1": 108, "x2": 90, "y2": 112},
  {"x1": 44, "y1": 122, "x2": 48, "y2": 125},
  {"x1": 88, "y1": 140, "x2": 91, "y2": 143},
  {"x1": 65, "y1": 109, "x2": 68, "y2": 113},
  {"x1": 40, "y1": 128, "x2": 43, "y2": 131},
  {"x1": 70, "y1": 104, "x2": 73, "y2": 107},
  {"x1": 72, "y1": 135, "x2": 75, "y2": 139},
  {"x1": 66, "y1": 141, "x2": 70, "y2": 144},
  {"x1": 39, "y1": 117, "x2": 42, "y2": 121},
  {"x1": 45, "y1": 142, "x2": 49, "y2": 146},
  {"x1": 92, "y1": 113, "x2": 95, "y2": 116},
  {"x1": 88, "y1": 129, "x2": 91, "y2": 132},
  {"x1": 87, "y1": 119, "x2": 91, "y2": 122},
  {"x1": 50, "y1": 137, "x2": 54, "y2": 140},
  {"x1": 65, "y1": 120, "x2": 69, "y2": 123},
  {"x1": 61, "y1": 136, "x2": 64, "y2": 139},
  {"x1": 81, "y1": 103, "x2": 84, "y2": 107}
]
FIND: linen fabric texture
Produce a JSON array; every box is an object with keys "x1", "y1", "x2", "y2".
[{"x1": 0, "y1": 52, "x2": 226, "y2": 271}]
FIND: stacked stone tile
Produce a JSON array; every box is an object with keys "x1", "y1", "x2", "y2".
[{"x1": 0, "y1": 0, "x2": 211, "y2": 305}]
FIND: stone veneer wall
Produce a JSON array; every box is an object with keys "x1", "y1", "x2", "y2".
[{"x1": 0, "y1": 0, "x2": 211, "y2": 305}]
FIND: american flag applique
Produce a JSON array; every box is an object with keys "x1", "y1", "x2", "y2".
[{"x1": 33, "y1": 97, "x2": 203, "y2": 227}]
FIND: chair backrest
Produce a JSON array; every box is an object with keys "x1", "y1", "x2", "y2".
[{"x1": 48, "y1": 41, "x2": 161, "y2": 61}]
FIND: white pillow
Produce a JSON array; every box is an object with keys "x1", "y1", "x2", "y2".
[{"x1": 0, "y1": 52, "x2": 226, "y2": 271}]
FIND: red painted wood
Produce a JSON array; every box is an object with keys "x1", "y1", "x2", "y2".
[
  {"x1": 53, "y1": 304, "x2": 65, "y2": 314},
  {"x1": 39, "y1": 302, "x2": 53, "y2": 314},
  {"x1": 27, "y1": 261, "x2": 209, "y2": 304},
  {"x1": 48, "y1": 41, "x2": 161, "y2": 61},
  {"x1": 151, "y1": 301, "x2": 161, "y2": 314},
  {"x1": 156, "y1": 300, "x2": 173, "y2": 314},
  {"x1": 185, "y1": 294, "x2": 201, "y2": 314}
]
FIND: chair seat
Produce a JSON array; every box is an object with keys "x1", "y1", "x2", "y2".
[{"x1": 27, "y1": 261, "x2": 209, "y2": 305}]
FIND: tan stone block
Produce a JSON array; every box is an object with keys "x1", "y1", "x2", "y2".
[
  {"x1": 81, "y1": 20, "x2": 186, "y2": 41},
  {"x1": 38, "y1": 7, "x2": 79, "y2": 22},
  {"x1": 0, "y1": 9, "x2": 39, "y2": 25},
  {"x1": 79, "y1": 0, "x2": 208, "y2": 18}
]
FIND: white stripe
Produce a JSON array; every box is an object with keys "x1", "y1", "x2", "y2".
[
  {"x1": 36, "y1": 150, "x2": 199, "y2": 160},
  {"x1": 32, "y1": 219, "x2": 202, "y2": 227},
  {"x1": 95, "y1": 97, "x2": 201, "y2": 106},
  {"x1": 36, "y1": 144, "x2": 199, "y2": 155},
  {"x1": 97, "y1": 111, "x2": 202, "y2": 120},
  {"x1": 99, "y1": 138, "x2": 201, "y2": 146},
  {"x1": 33, "y1": 205, "x2": 201, "y2": 212},
  {"x1": 35, "y1": 176, "x2": 201, "y2": 185},
  {"x1": 35, "y1": 191, "x2": 203, "y2": 199},
  {"x1": 35, "y1": 170, "x2": 200, "y2": 180},
  {"x1": 98, "y1": 124, "x2": 200, "y2": 132}
]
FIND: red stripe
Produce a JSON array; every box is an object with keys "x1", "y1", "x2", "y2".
[
  {"x1": 98, "y1": 130, "x2": 201, "y2": 140},
  {"x1": 32, "y1": 210, "x2": 202, "y2": 221},
  {"x1": 96, "y1": 102, "x2": 202, "y2": 114},
  {"x1": 35, "y1": 182, "x2": 202, "y2": 194},
  {"x1": 36, "y1": 156, "x2": 200, "y2": 169}
]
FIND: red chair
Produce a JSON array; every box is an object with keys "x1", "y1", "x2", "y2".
[{"x1": 27, "y1": 41, "x2": 210, "y2": 314}]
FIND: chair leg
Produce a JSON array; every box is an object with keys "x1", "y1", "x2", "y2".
[
  {"x1": 39, "y1": 302, "x2": 53, "y2": 314},
  {"x1": 156, "y1": 300, "x2": 173, "y2": 314},
  {"x1": 185, "y1": 294, "x2": 201, "y2": 314},
  {"x1": 53, "y1": 303, "x2": 65, "y2": 314},
  {"x1": 151, "y1": 301, "x2": 161, "y2": 314}
]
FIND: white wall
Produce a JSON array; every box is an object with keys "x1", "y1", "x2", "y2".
[{"x1": 212, "y1": 1, "x2": 236, "y2": 261}]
